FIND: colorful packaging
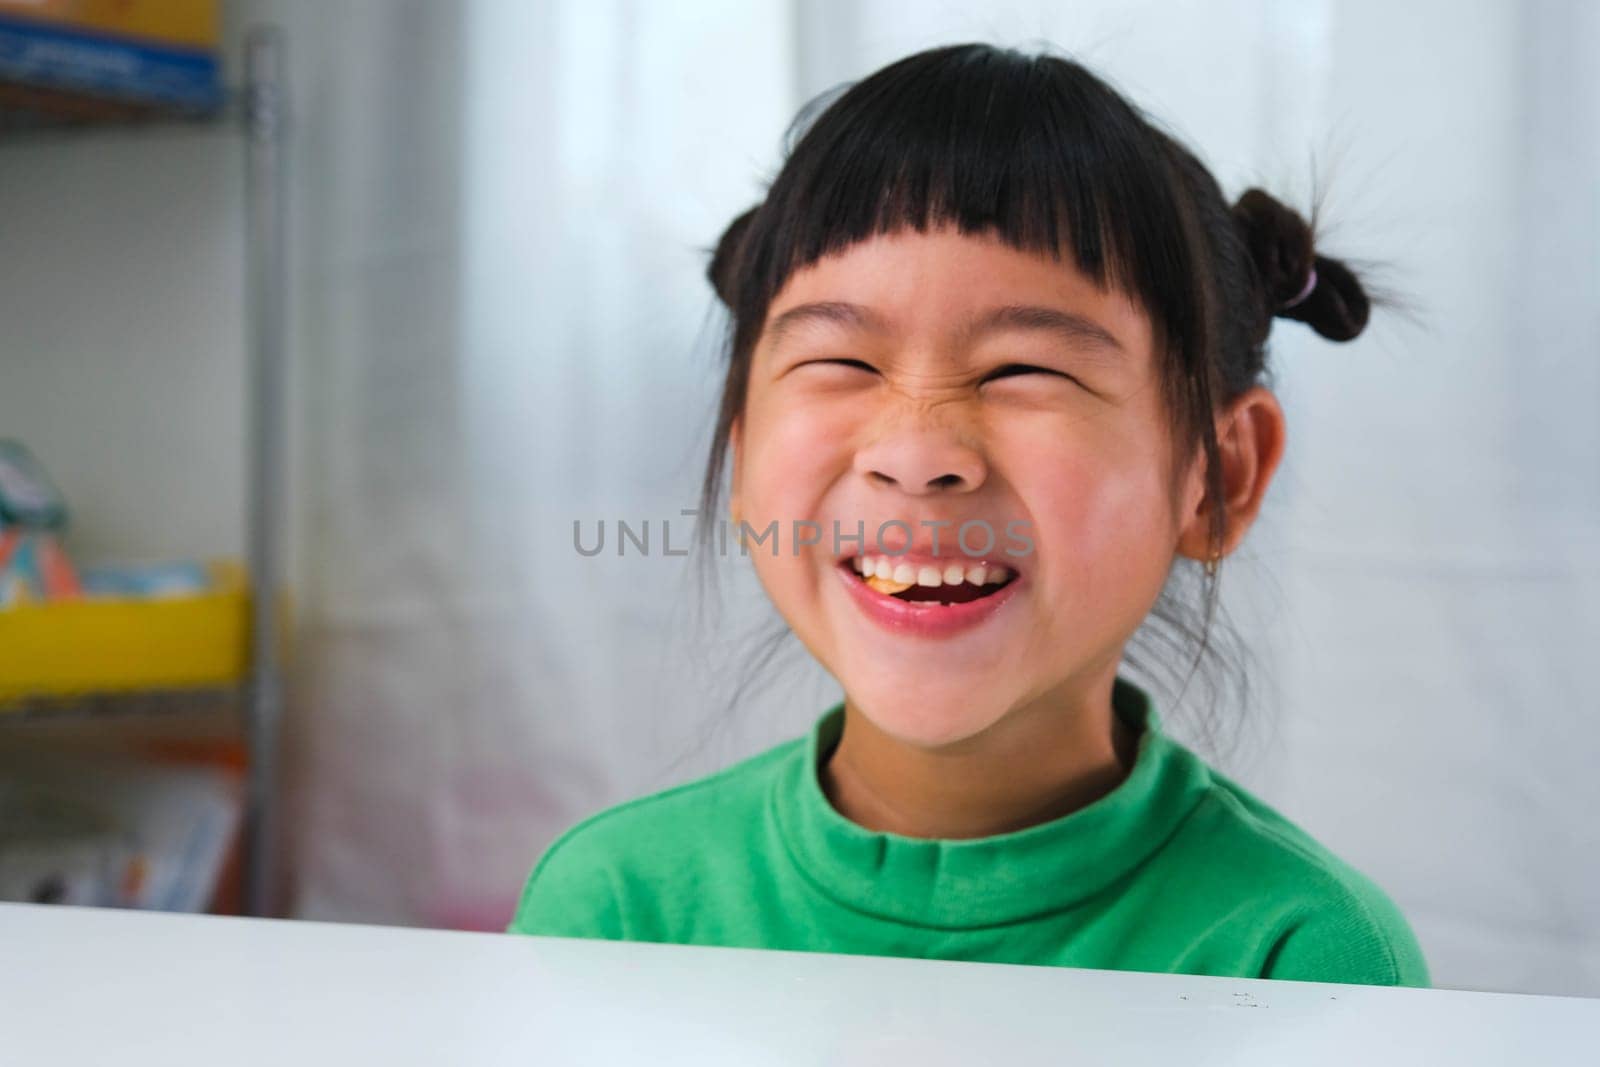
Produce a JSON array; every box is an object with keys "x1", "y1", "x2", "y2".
[
  {"x1": 78, "y1": 559, "x2": 208, "y2": 599},
  {"x1": 0, "y1": 529, "x2": 82, "y2": 605},
  {"x1": 0, "y1": 0, "x2": 221, "y2": 116},
  {"x1": 32, "y1": 531, "x2": 82, "y2": 598},
  {"x1": 0, "y1": 439, "x2": 68, "y2": 530}
]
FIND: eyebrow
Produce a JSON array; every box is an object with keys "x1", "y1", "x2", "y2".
[
  {"x1": 764, "y1": 300, "x2": 1125, "y2": 357},
  {"x1": 959, "y1": 304, "x2": 1126, "y2": 355},
  {"x1": 765, "y1": 301, "x2": 890, "y2": 348}
]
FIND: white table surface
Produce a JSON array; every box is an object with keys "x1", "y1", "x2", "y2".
[{"x1": 2, "y1": 902, "x2": 1595, "y2": 1065}]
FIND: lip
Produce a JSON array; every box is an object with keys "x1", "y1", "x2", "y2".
[{"x1": 834, "y1": 558, "x2": 1023, "y2": 639}]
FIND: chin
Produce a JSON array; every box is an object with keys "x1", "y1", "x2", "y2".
[{"x1": 846, "y1": 672, "x2": 1014, "y2": 750}]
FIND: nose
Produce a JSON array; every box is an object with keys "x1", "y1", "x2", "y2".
[{"x1": 854, "y1": 430, "x2": 988, "y2": 496}]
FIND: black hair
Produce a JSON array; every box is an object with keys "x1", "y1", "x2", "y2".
[{"x1": 687, "y1": 42, "x2": 1379, "y2": 759}]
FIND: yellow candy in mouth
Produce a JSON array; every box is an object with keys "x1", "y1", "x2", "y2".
[{"x1": 864, "y1": 574, "x2": 915, "y2": 595}]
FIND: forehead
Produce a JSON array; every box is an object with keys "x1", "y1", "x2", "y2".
[{"x1": 762, "y1": 224, "x2": 1152, "y2": 357}]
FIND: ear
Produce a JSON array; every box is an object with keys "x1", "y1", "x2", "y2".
[
  {"x1": 727, "y1": 413, "x2": 744, "y2": 525},
  {"x1": 1175, "y1": 386, "x2": 1287, "y2": 566}
]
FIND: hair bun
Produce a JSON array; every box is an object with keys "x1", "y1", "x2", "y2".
[
  {"x1": 1231, "y1": 188, "x2": 1369, "y2": 342},
  {"x1": 707, "y1": 205, "x2": 760, "y2": 308}
]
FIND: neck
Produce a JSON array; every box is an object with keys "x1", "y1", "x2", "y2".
[{"x1": 819, "y1": 673, "x2": 1140, "y2": 841}]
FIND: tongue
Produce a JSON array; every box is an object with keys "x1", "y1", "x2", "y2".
[{"x1": 895, "y1": 582, "x2": 993, "y2": 605}]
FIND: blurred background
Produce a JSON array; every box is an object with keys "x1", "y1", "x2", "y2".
[{"x1": 0, "y1": 0, "x2": 1595, "y2": 998}]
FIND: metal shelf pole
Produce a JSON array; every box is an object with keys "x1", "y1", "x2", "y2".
[{"x1": 242, "y1": 25, "x2": 287, "y2": 918}]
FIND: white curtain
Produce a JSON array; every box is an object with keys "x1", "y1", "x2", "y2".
[
  {"x1": 265, "y1": 0, "x2": 819, "y2": 933},
  {"x1": 262, "y1": 0, "x2": 1600, "y2": 996}
]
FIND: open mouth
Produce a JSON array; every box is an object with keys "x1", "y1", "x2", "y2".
[{"x1": 841, "y1": 554, "x2": 1016, "y2": 606}]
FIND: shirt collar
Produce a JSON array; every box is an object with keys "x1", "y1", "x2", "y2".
[{"x1": 770, "y1": 675, "x2": 1210, "y2": 928}]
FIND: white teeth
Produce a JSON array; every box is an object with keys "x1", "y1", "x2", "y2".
[{"x1": 851, "y1": 555, "x2": 1015, "y2": 589}]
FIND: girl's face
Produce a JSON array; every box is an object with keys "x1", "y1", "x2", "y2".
[{"x1": 730, "y1": 224, "x2": 1200, "y2": 749}]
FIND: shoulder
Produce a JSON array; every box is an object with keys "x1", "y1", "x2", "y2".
[
  {"x1": 1163, "y1": 746, "x2": 1430, "y2": 987},
  {"x1": 506, "y1": 732, "x2": 802, "y2": 940}
]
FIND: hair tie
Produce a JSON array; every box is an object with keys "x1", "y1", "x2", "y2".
[{"x1": 1280, "y1": 265, "x2": 1318, "y2": 310}]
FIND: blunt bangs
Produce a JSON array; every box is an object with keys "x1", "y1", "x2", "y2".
[{"x1": 733, "y1": 44, "x2": 1203, "y2": 366}]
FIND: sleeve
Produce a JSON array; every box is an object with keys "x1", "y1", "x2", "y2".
[
  {"x1": 1261, "y1": 896, "x2": 1431, "y2": 987},
  {"x1": 505, "y1": 823, "x2": 628, "y2": 941}
]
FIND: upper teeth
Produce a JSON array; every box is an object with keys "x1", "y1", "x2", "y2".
[{"x1": 851, "y1": 555, "x2": 1010, "y2": 586}]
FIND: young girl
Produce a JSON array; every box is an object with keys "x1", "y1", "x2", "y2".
[{"x1": 508, "y1": 42, "x2": 1429, "y2": 987}]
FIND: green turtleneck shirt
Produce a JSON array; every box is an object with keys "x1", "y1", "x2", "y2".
[{"x1": 507, "y1": 677, "x2": 1430, "y2": 986}]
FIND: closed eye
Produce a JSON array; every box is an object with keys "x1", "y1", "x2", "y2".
[
  {"x1": 982, "y1": 363, "x2": 1074, "y2": 384},
  {"x1": 799, "y1": 358, "x2": 878, "y2": 374}
]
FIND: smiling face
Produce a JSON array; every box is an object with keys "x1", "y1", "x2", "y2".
[{"x1": 729, "y1": 223, "x2": 1202, "y2": 751}]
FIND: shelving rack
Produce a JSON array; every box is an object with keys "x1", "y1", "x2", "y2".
[{"x1": 0, "y1": 26, "x2": 289, "y2": 918}]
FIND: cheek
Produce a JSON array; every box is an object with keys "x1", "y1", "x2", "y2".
[
  {"x1": 738, "y1": 400, "x2": 855, "y2": 611},
  {"x1": 1005, "y1": 427, "x2": 1175, "y2": 589},
  {"x1": 740, "y1": 397, "x2": 855, "y2": 520}
]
